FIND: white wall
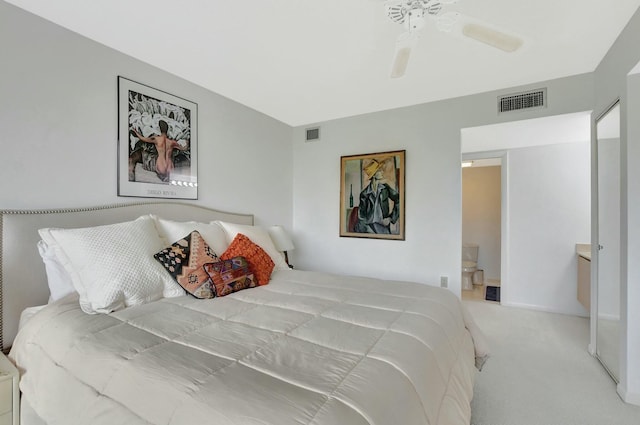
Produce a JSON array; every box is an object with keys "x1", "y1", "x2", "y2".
[
  {"x1": 293, "y1": 108, "x2": 462, "y2": 287},
  {"x1": 0, "y1": 1, "x2": 293, "y2": 229},
  {"x1": 505, "y1": 142, "x2": 590, "y2": 316},
  {"x1": 593, "y1": 6, "x2": 640, "y2": 405}
]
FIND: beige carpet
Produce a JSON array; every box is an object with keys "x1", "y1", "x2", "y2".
[{"x1": 464, "y1": 300, "x2": 640, "y2": 425}]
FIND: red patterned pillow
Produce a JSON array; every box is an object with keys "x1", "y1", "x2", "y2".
[
  {"x1": 154, "y1": 231, "x2": 218, "y2": 299},
  {"x1": 203, "y1": 256, "x2": 257, "y2": 297},
  {"x1": 220, "y1": 233, "x2": 274, "y2": 286}
]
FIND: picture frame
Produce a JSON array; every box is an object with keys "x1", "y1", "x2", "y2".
[
  {"x1": 340, "y1": 150, "x2": 405, "y2": 240},
  {"x1": 117, "y1": 76, "x2": 198, "y2": 199}
]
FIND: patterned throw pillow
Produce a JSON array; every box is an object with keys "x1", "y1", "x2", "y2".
[
  {"x1": 202, "y1": 256, "x2": 257, "y2": 297},
  {"x1": 154, "y1": 231, "x2": 219, "y2": 299},
  {"x1": 220, "y1": 233, "x2": 275, "y2": 286}
]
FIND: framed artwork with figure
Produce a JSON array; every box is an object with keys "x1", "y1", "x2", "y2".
[
  {"x1": 340, "y1": 150, "x2": 405, "y2": 240},
  {"x1": 118, "y1": 76, "x2": 198, "y2": 199}
]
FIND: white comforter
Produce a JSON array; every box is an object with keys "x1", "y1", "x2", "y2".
[{"x1": 10, "y1": 270, "x2": 483, "y2": 425}]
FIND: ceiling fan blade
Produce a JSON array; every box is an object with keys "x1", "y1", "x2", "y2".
[
  {"x1": 463, "y1": 23, "x2": 523, "y2": 52},
  {"x1": 437, "y1": 12, "x2": 524, "y2": 52},
  {"x1": 390, "y1": 31, "x2": 419, "y2": 78}
]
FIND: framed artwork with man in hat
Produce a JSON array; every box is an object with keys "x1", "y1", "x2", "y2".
[{"x1": 340, "y1": 150, "x2": 405, "y2": 240}]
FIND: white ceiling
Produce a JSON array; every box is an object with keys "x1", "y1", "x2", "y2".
[{"x1": 5, "y1": 0, "x2": 640, "y2": 126}]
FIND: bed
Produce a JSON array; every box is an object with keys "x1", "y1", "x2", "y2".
[{"x1": 1, "y1": 203, "x2": 488, "y2": 425}]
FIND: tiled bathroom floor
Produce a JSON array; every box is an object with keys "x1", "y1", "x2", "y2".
[{"x1": 462, "y1": 279, "x2": 501, "y2": 303}]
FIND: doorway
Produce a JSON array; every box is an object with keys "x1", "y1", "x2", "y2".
[
  {"x1": 461, "y1": 111, "x2": 591, "y2": 312},
  {"x1": 461, "y1": 158, "x2": 503, "y2": 302}
]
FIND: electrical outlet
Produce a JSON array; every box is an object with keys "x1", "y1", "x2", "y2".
[{"x1": 440, "y1": 275, "x2": 448, "y2": 288}]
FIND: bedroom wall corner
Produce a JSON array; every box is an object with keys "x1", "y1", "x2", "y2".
[
  {"x1": 591, "y1": 5, "x2": 640, "y2": 406},
  {"x1": 290, "y1": 73, "x2": 594, "y2": 297}
]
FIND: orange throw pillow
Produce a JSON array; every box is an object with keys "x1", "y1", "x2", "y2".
[{"x1": 220, "y1": 233, "x2": 274, "y2": 286}]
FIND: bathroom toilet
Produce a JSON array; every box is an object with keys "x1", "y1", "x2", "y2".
[{"x1": 461, "y1": 243, "x2": 479, "y2": 291}]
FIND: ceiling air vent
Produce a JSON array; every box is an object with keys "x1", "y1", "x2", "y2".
[
  {"x1": 498, "y1": 88, "x2": 546, "y2": 113},
  {"x1": 305, "y1": 127, "x2": 320, "y2": 142}
]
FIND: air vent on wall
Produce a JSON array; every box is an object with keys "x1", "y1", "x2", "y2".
[
  {"x1": 498, "y1": 88, "x2": 546, "y2": 113},
  {"x1": 305, "y1": 127, "x2": 320, "y2": 142}
]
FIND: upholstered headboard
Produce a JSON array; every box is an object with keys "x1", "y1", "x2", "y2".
[{"x1": 0, "y1": 202, "x2": 253, "y2": 351}]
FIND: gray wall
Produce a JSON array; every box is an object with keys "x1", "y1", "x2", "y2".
[
  {"x1": 593, "y1": 6, "x2": 640, "y2": 406},
  {"x1": 625, "y1": 69, "x2": 640, "y2": 406},
  {"x1": 292, "y1": 74, "x2": 594, "y2": 297},
  {"x1": 0, "y1": 1, "x2": 293, "y2": 229}
]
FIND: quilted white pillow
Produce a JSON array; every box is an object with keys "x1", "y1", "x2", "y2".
[
  {"x1": 214, "y1": 221, "x2": 290, "y2": 271},
  {"x1": 37, "y1": 239, "x2": 76, "y2": 302},
  {"x1": 38, "y1": 216, "x2": 184, "y2": 314},
  {"x1": 153, "y1": 216, "x2": 229, "y2": 255}
]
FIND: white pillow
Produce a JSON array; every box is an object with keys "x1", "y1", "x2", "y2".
[
  {"x1": 214, "y1": 221, "x2": 289, "y2": 271},
  {"x1": 153, "y1": 216, "x2": 229, "y2": 255},
  {"x1": 37, "y1": 239, "x2": 76, "y2": 302},
  {"x1": 38, "y1": 215, "x2": 184, "y2": 314}
]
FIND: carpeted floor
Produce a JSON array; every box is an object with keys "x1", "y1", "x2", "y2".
[{"x1": 464, "y1": 300, "x2": 640, "y2": 425}]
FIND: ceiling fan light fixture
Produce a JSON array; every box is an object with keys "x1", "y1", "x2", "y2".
[
  {"x1": 462, "y1": 23, "x2": 523, "y2": 52},
  {"x1": 406, "y1": 8, "x2": 426, "y2": 31},
  {"x1": 382, "y1": 0, "x2": 525, "y2": 79}
]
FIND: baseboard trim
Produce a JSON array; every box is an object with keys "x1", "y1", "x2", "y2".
[
  {"x1": 598, "y1": 313, "x2": 620, "y2": 321},
  {"x1": 501, "y1": 301, "x2": 589, "y2": 318},
  {"x1": 618, "y1": 384, "x2": 640, "y2": 406}
]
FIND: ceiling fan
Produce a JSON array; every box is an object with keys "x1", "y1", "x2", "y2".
[{"x1": 383, "y1": 0, "x2": 524, "y2": 78}]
